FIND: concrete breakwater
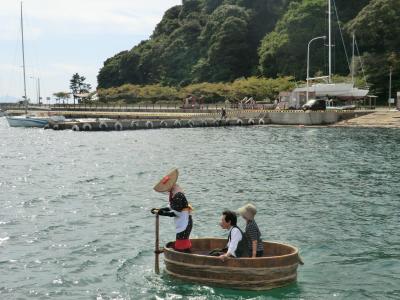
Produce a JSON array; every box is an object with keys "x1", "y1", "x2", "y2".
[
  {"x1": 46, "y1": 117, "x2": 265, "y2": 131},
  {"x1": 44, "y1": 110, "x2": 372, "y2": 131}
]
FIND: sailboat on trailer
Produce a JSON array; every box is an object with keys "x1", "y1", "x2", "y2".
[
  {"x1": 308, "y1": 0, "x2": 369, "y2": 99},
  {"x1": 6, "y1": 2, "x2": 49, "y2": 128}
]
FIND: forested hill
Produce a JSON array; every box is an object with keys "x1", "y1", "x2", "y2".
[{"x1": 97, "y1": 0, "x2": 399, "y2": 98}]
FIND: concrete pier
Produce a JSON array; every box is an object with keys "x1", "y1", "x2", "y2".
[
  {"x1": 332, "y1": 111, "x2": 400, "y2": 128},
  {"x1": 266, "y1": 110, "x2": 373, "y2": 125},
  {"x1": 42, "y1": 110, "x2": 373, "y2": 131},
  {"x1": 46, "y1": 117, "x2": 265, "y2": 131}
]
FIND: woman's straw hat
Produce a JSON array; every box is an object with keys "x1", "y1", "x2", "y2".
[
  {"x1": 237, "y1": 203, "x2": 257, "y2": 220},
  {"x1": 153, "y1": 169, "x2": 179, "y2": 192}
]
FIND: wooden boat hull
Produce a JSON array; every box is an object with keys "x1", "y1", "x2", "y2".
[{"x1": 163, "y1": 238, "x2": 301, "y2": 290}]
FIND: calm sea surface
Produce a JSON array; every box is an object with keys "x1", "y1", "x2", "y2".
[{"x1": 0, "y1": 117, "x2": 399, "y2": 300}]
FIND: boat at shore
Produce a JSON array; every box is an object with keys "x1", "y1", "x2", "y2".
[
  {"x1": 6, "y1": 112, "x2": 65, "y2": 128},
  {"x1": 303, "y1": 0, "x2": 369, "y2": 103},
  {"x1": 163, "y1": 238, "x2": 302, "y2": 290},
  {"x1": 6, "y1": 115, "x2": 49, "y2": 127},
  {"x1": 5, "y1": 3, "x2": 53, "y2": 128}
]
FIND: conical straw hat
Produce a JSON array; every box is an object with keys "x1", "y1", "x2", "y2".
[{"x1": 153, "y1": 169, "x2": 179, "y2": 192}]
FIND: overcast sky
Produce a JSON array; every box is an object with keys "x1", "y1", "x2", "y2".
[{"x1": 0, "y1": 0, "x2": 181, "y2": 102}]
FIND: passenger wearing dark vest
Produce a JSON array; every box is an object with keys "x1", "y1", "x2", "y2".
[{"x1": 219, "y1": 210, "x2": 249, "y2": 261}]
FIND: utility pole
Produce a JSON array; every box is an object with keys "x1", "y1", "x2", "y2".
[
  {"x1": 37, "y1": 78, "x2": 41, "y2": 105},
  {"x1": 351, "y1": 33, "x2": 355, "y2": 85},
  {"x1": 389, "y1": 67, "x2": 392, "y2": 110}
]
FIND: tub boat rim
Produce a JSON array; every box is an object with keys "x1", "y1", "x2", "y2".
[{"x1": 163, "y1": 237, "x2": 299, "y2": 261}]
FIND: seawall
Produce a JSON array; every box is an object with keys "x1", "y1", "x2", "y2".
[{"x1": 39, "y1": 110, "x2": 373, "y2": 131}]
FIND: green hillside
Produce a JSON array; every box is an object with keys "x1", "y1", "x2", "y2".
[{"x1": 97, "y1": 0, "x2": 399, "y2": 101}]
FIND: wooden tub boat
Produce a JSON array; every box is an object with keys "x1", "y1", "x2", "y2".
[{"x1": 163, "y1": 238, "x2": 302, "y2": 290}]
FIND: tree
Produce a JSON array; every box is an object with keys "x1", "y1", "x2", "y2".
[
  {"x1": 259, "y1": 0, "x2": 329, "y2": 79},
  {"x1": 204, "y1": 0, "x2": 223, "y2": 13},
  {"x1": 70, "y1": 73, "x2": 92, "y2": 104},
  {"x1": 346, "y1": 0, "x2": 400, "y2": 100},
  {"x1": 97, "y1": 0, "x2": 287, "y2": 87},
  {"x1": 69, "y1": 73, "x2": 81, "y2": 105},
  {"x1": 53, "y1": 92, "x2": 70, "y2": 104},
  {"x1": 193, "y1": 5, "x2": 252, "y2": 82},
  {"x1": 98, "y1": 51, "x2": 127, "y2": 88},
  {"x1": 95, "y1": 0, "x2": 389, "y2": 97},
  {"x1": 346, "y1": 0, "x2": 400, "y2": 53}
]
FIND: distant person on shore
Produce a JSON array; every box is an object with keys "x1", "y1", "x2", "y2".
[
  {"x1": 238, "y1": 203, "x2": 264, "y2": 258},
  {"x1": 220, "y1": 108, "x2": 227, "y2": 119},
  {"x1": 217, "y1": 210, "x2": 249, "y2": 261},
  {"x1": 199, "y1": 95, "x2": 205, "y2": 108},
  {"x1": 152, "y1": 169, "x2": 193, "y2": 253}
]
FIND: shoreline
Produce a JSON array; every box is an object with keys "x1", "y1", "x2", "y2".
[{"x1": 3, "y1": 109, "x2": 400, "y2": 129}]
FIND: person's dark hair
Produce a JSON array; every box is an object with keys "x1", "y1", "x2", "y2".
[{"x1": 222, "y1": 210, "x2": 237, "y2": 226}]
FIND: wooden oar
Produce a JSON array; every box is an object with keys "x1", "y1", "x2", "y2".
[{"x1": 154, "y1": 211, "x2": 160, "y2": 274}]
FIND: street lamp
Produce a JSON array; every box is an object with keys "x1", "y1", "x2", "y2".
[{"x1": 307, "y1": 36, "x2": 326, "y2": 102}]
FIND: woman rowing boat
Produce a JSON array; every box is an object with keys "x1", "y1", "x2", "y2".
[{"x1": 152, "y1": 169, "x2": 193, "y2": 252}]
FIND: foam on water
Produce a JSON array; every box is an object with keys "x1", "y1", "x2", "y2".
[{"x1": 0, "y1": 236, "x2": 10, "y2": 246}]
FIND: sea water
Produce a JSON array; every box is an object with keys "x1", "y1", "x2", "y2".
[{"x1": 0, "y1": 118, "x2": 399, "y2": 299}]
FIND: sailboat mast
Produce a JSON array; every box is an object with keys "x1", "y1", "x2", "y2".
[
  {"x1": 20, "y1": 2, "x2": 27, "y2": 113},
  {"x1": 328, "y1": 0, "x2": 332, "y2": 83},
  {"x1": 351, "y1": 33, "x2": 355, "y2": 84}
]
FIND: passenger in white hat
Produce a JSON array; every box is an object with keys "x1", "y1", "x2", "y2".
[{"x1": 237, "y1": 203, "x2": 264, "y2": 258}]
